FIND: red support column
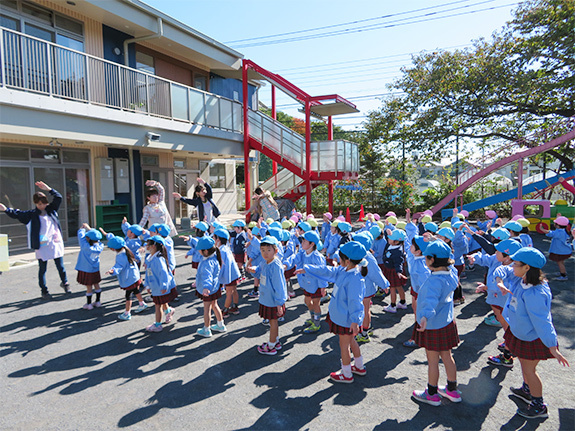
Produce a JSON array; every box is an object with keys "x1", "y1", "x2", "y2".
[
  {"x1": 328, "y1": 116, "x2": 333, "y2": 140},
  {"x1": 305, "y1": 99, "x2": 312, "y2": 214},
  {"x1": 271, "y1": 85, "x2": 278, "y2": 177},
  {"x1": 328, "y1": 180, "x2": 334, "y2": 214},
  {"x1": 242, "y1": 60, "x2": 251, "y2": 211}
]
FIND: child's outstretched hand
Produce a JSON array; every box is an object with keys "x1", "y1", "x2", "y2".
[
  {"x1": 475, "y1": 283, "x2": 487, "y2": 293},
  {"x1": 99, "y1": 227, "x2": 107, "y2": 236},
  {"x1": 468, "y1": 255, "x2": 476, "y2": 265},
  {"x1": 247, "y1": 266, "x2": 257, "y2": 274},
  {"x1": 549, "y1": 346, "x2": 570, "y2": 367},
  {"x1": 496, "y1": 278, "x2": 510, "y2": 295},
  {"x1": 398, "y1": 273, "x2": 408, "y2": 280},
  {"x1": 181, "y1": 235, "x2": 190, "y2": 242},
  {"x1": 417, "y1": 317, "x2": 427, "y2": 332},
  {"x1": 295, "y1": 268, "x2": 305, "y2": 275},
  {"x1": 106, "y1": 269, "x2": 114, "y2": 275},
  {"x1": 82, "y1": 222, "x2": 91, "y2": 230},
  {"x1": 122, "y1": 216, "x2": 128, "y2": 224}
]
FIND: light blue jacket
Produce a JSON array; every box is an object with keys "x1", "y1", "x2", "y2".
[
  {"x1": 452, "y1": 230, "x2": 469, "y2": 266},
  {"x1": 282, "y1": 240, "x2": 297, "y2": 270},
  {"x1": 246, "y1": 236, "x2": 261, "y2": 262},
  {"x1": 304, "y1": 265, "x2": 365, "y2": 328},
  {"x1": 255, "y1": 257, "x2": 288, "y2": 307},
  {"x1": 416, "y1": 270, "x2": 458, "y2": 330},
  {"x1": 109, "y1": 250, "x2": 140, "y2": 288},
  {"x1": 186, "y1": 236, "x2": 202, "y2": 263},
  {"x1": 284, "y1": 249, "x2": 327, "y2": 293},
  {"x1": 372, "y1": 237, "x2": 387, "y2": 264},
  {"x1": 321, "y1": 221, "x2": 331, "y2": 243},
  {"x1": 519, "y1": 233, "x2": 533, "y2": 248},
  {"x1": 121, "y1": 222, "x2": 143, "y2": 263},
  {"x1": 406, "y1": 252, "x2": 430, "y2": 294},
  {"x1": 163, "y1": 236, "x2": 176, "y2": 272},
  {"x1": 75, "y1": 229, "x2": 104, "y2": 273},
  {"x1": 218, "y1": 244, "x2": 241, "y2": 285},
  {"x1": 472, "y1": 251, "x2": 507, "y2": 308},
  {"x1": 144, "y1": 251, "x2": 176, "y2": 297},
  {"x1": 325, "y1": 231, "x2": 340, "y2": 258},
  {"x1": 364, "y1": 252, "x2": 389, "y2": 297},
  {"x1": 547, "y1": 229, "x2": 572, "y2": 255},
  {"x1": 196, "y1": 253, "x2": 221, "y2": 296}
]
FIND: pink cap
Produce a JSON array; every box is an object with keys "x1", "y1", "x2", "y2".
[
  {"x1": 373, "y1": 213, "x2": 380, "y2": 221},
  {"x1": 295, "y1": 212, "x2": 303, "y2": 219},
  {"x1": 423, "y1": 210, "x2": 433, "y2": 216},
  {"x1": 554, "y1": 216, "x2": 570, "y2": 226},
  {"x1": 323, "y1": 212, "x2": 333, "y2": 220},
  {"x1": 385, "y1": 211, "x2": 396, "y2": 217},
  {"x1": 460, "y1": 210, "x2": 469, "y2": 218},
  {"x1": 511, "y1": 215, "x2": 522, "y2": 221},
  {"x1": 486, "y1": 210, "x2": 497, "y2": 219},
  {"x1": 336, "y1": 215, "x2": 346, "y2": 222},
  {"x1": 289, "y1": 215, "x2": 299, "y2": 223}
]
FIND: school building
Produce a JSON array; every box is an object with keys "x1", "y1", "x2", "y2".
[{"x1": 0, "y1": 0, "x2": 360, "y2": 251}]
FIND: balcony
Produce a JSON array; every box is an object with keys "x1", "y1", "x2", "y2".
[{"x1": 0, "y1": 27, "x2": 243, "y2": 133}]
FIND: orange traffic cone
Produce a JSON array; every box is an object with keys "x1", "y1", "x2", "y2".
[
  {"x1": 346, "y1": 207, "x2": 351, "y2": 223},
  {"x1": 359, "y1": 204, "x2": 365, "y2": 221}
]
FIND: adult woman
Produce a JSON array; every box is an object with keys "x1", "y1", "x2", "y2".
[
  {"x1": 139, "y1": 180, "x2": 177, "y2": 236},
  {"x1": 0, "y1": 181, "x2": 70, "y2": 299},
  {"x1": 173, "y1": 177, "x2": 221, "y2": 223},
  {"x1": 252, "y1": 187, "x2": 280, "y2": 221}
]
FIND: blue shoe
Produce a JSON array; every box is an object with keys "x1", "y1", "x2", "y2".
[
  {"x1": 484, "y1": 315, "x2": 502, "y2": 327},
  {"x1": 118, "y1": 312, "x2": 131, "y2": 321}
]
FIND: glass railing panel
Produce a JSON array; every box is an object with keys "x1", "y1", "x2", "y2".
[
  {"x1": 189, "y1": 89, "x2": 205, "y2": 124},
  {"x1": 220, "y1": 98, "x2": 233, "y2": 131},
  {"x1": 205, "y1": 94, "x2": 220, "y2": 127},
  {"x1": 148, "y1": 76, "x2": 170, "y2": 118},
  {"x1": 232, "y1": 101, "x2": 242, "y2": 132},
  {"x1": 171, "y1": 83, "x2": 189, "y2": 121}
]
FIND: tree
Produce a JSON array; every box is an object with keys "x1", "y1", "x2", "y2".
[{"x1": 364, "y1": 0, "x2": 575, "y2": 169}]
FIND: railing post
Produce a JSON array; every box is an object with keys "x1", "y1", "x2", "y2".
[
  {"x1": 0, "y1": 29, "x2": 4, "y2": 88},
  {"x1": 84, "y1": 55, "x2": 90, "y2": 102},
  {"x1": 117, "y1": 65, "x2": 123, "y2": 109},
  {"x1": 218, "y1": 96, "x2": 222, "y2": 129},
  {"x1": 46, "y1": 41, "x2": 53, "y2": 96},
  {"x1": 145, "y1": 74, "x2": 150, "y2": 115}
]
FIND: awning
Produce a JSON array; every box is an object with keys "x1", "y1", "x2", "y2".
[{"x1": 310, "y1": 101, "x2": 359, "y2": 117}]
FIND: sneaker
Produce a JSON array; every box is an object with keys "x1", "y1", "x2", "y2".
[
  {"x1": 351, "y1": 365, "x2": 367, "y2": 376},
  {"x1": 554, "y1": 275, "x2": 568, "y2": 281},
  {"x1": 82, "y1": 303, "x2": 93, "y2": 310},
  {"x1": 453, "y1": 297, "x2": 465, "y2": 305},
  {"x1": 517, "y1": 402, "x2": 548, "y2": 419},
  {"x1": 262, "y1": 319, "x2": 270, "y2": 326},
  {"x1": 196, "y1": 327, "x2": 212, "y2": 338},
  {"x1": 229, "y1": 306, "x2": 240, "y2": 315},
  {"x1": 191, "y1": 282, "x2": 196, "y2": 288},
  {"x1": 274, "y1": 341, "x2": 282, "y2": 350},
  {"x1": 412, "y1": 389, "x2": 441, "y2": 406},
  {"x1": 146, "y1": 323, "x2": 163, "y2": 332},
  {"x1": 41, "y1": 291, "x2": 53, "y2": 300},
  {"x1": 384, "y1": 305, "x2": 397, "y2": 313},
  {"x1": 278, "y1": 316, "x2": 285, "y2": 322},
  {"x1": 497, "y1": 342, "x2": 507, "y2": 352},
  {"x1": 304, "y1": 318, "x2": 314, "y2": 326},
  {"x1": 288, "y1": 291, "x2": 296, "y2": 299},
  {"x1": 222, "y1": 308, "x2": 230, "y2": 318},
  {"x1": 118, "y1": 312, "x2": 132, "y2": 321},
  {"x1": 257, "y1": 342, "x2": 277, "y2": 356},
  {"x1": 355, "y1": 333, "x2": 371, "y2": 343},
  {"x1": 487, "y1": 353, "x2": 514, "y2": 368},
  {"x1": 60, "y1": 282, "x2": 71, "y2": 293},
  {"x1": 329, "y1": 370, "x2": 354, "y2": 384},
  {"x1": 403, "y1": 339, "x2": 419, "y2": 348},
  {"x1": 303, "y1": 322, "x2": 321, "y2": 333},
  {"x1": 93, "y1": 301, "x2": 102, "y2": 308},
  {"x1": 397, "y1": 302, "x2": 408, "y2": 310},
  {"x1": 133, "y1": 303, "x2": 149, "y2": 314},
  {"x1": 438, "y1": 386, "x2": 462, "y2": 403},
  {"x1": 510, "y1": 386, "x2": 532, "y2": 404},
  {"x1": 210, "y1": 323, "x2": 227, "y2": 333},
  {"x1": 164, "y1": 307, "x2": 175, "y2": 324},
  {"x1": 484, "y1": 315, "x2": 502, "y2": 327},
  {"x1": 374, "y1": 289, "x2": 385, "y2": 297},
  {"x1": 247, "y1": 290, "x2": 259, "y2": 298},
  {"x1": 320, "y1": 293, "x2": 331, "y2": 304}
]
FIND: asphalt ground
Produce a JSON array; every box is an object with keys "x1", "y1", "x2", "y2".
[{"x1": 0, "y1": 232, "x2": 573, "y2": 431}]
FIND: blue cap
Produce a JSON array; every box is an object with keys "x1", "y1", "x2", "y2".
[
  {"x1": 213, "y1": 228, "x2": 230, "y2": 240},
  {"x1": 281, "y1": 230, "x2": 290, "y2": 242},
  {"x1": 261, "y1": 235, "x2": 280, "y2": 246},
  {"x1": 297, "y1": 221, "x2": 311, "y2": 232},
  {"x1": 196, "y1": 236, "x2": 215, "y2": 250},
  {"x1": 452, "y1": 221, "x2": 464, "y2": 229},
  {"x1": 337, "y1": 221, "x2": 352, "y2": 233},
  {"x1": 252, "y1": 227, "x2": 260, "y2": 236},
  {"x1": 510, "y1": 247, "x2": 546, "y2": 268},
  {"x1": 268, "y1": 227, "x2": 283, "y2": 241},
  {"x1": 423, "y1": 240, "x2": 452, "y2": 258},
  {"x1": 495, "y1": 239, "x2": 523, "y2": 256},
  {"x1": 157, "y1": 223, "x2": 171, "y2": 237},
  {"x1": 128, "y1": 224, "x2": 144, "y2": 236},
  {"x1": 269, "y1": 221, "x2": 282, "y2": 229},
  {"x1": 232, "y1": 220, "x2": 246, "y2": 228},
  {"x1": 86, "y1": 229, "x2": 102, "y2": 241},
  {"x1": 108, "y1": 236, "x2": 125, "y2": 250},
  {"x1": 388, "y1": 229, "x2": 407, "y2": 241},
  {"x1": 437, "y1": 227, "x2": 455, "y2": 241},
  {"x1": 149, "y1": 235, "x2": 165, "y2": 247},
  {"x1": 195, "y1": 221, "x2": 209, "y2": 232},
  {"x1": 149, "y1": 223, "x2": 161, "y2": 233},
  {"x1": 340, "y1": 241, "x2": 367, "y2": 261},
  {"x1": 413, "y1": 235, "x2": 428, "y2": 253},
  {"x1": 491, "y1": 227, "x2": 510, "y2": 241},
  {"x1": 369, "y1": 225, "x2": 382, "y2": 239},
  {"x1": 303, "y1": 230, "x2": 322, "y2": 249},
  {"x1": 353, "y1": 232, "x2": 374, "y2": 250},
  {"x1": 212, "y1": 221, "x2": 225, "y2": 230},
  {"x1": 425, "y1": 222, "x2": 438, "y2": 233},
  {"x1": 504, "y1": 221, "x2": 522, "y2": 233}
]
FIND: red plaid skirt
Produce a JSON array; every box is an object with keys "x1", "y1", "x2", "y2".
[
  {"x1": 412, "y1": 320, "x2": 459, "y2": 351},
  {"x1": 192, "y1": 261, "x2": 199, "y2": 269},
  {"x1": 223, "y1": 279, "x2": 239, "y2": 288},
  {"x1": 491, "y1": 304, "x2": 503, "y2": 312},
  {"x1": 284, "y1": 266, "x2": 296, "y2": 280},
  {"x1": 303, "y1": 288, "x2": 325, "y2": 298},
  {"x1": 258, "y1": 303, "x2": 285, "y2": 320},
  {"x1": 122, "y1": 279, "x2": 141, "y2": 291},
  {"x1": 455, "y1": 264, "x2": 464, "y2": 277},
  {"x1": 234, "y1": 253, "x2": 246, "y2": 265},
  {"x1": 549, "y1": 252, "x2": 571, "y2": 262},
  {"x1": 77, "y1": 270, "x2": 101, "y2": 286},
  {"x1": 152, "y1": 287, "x2": 178, "y2": 305},
  {"x1": 504, "y1": 327, "x2": 554, "y2": 360},
  {"x1": 410, "y1": 288, "x2": 418, "y2": 300},
  {"x1": 382, "y1": 266, "x2": 406, "y2": 288},
  {"x1": 195, "y1": 289, "x2": 222, "y2": 302},
  {"x1": 326, "y1": 258, "x2": 334, "y2": 266},
  {"x1": 326, "y1": 313, "x2": 353, "y2": 335}
]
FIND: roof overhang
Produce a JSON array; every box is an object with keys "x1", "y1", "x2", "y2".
[{"x1": 310, "y1": 102, "x2": 359, "y2": 117}]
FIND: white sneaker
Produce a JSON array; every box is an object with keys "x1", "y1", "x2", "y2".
[
  {"x1": 554, "y1": 275, "x2": 568, "y2": 281},
  {"x1": 397, "y1": 302, "x2": 408, "y2": 310},
  {"x1": 210, "y1": 323, "x2": 227, "y2": 333},
  {"x1": 133, "y1": 303, "x2": 149, "y2": 314},
  {"x1": 93, "y1": 301, "x2": 102, "y2": 308},
  {"x1": 384, "y1": 305, "x2": 397, "y2": 313},
  {"x1": 82, "y1": 303, "x2": 93, "y2": 310}
]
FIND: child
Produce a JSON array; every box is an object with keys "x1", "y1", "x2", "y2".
[
  {"x1": 412, "y1": 240, "x2": 461, "y2": 406},
  {"x1": 105, "y1": 236, "x2": 148, "y2": 320},
  {"x1": 230, "y1": 220, "x2": 248, "y2": 281},
  {"x1": 337, "y1": 221, "x2": 352, "y2": 246},
  {"x1": 436, "y1": 226, "x2": 465, "y2": 306},
  {"x1": 76, "y1": 224, "x2": 104, "y2": 310},
  {"x1": 246, "y1": 225, "x2": 262, "y2": 298},
  {"x1": 539, "y1": 216, "x2": 572, "y2": 281},
  {"x1": 321, "y1": 212, "x2": 333, "y2": 243},
  {"x1": 284, "y1": 230, "x2": 327, "y2": 333},
  {"x1": 496, "y1": 247, "x2": 569, "y2": 419},
  {"x1": 247, "y1": 236, "x2": 288, "y2": 355},
  {"x1": 370, "y1": 225, "x2": 388, "y2": 297},
  {"x1": 353, "y1": 232, "x2": 389, "y2": 343},
  {"x1": 183, "y1": 221, "x2": 209, "y2": 288},
  {"x1": 139, "y1": 180, "x2": 177, "y2": 235},
  {"x1": 120, "y1": 218, "x2": 144, "y2": 267},
  {"x1": 143, "y1": 235, "x2": 177, "y2": 332},
  {"x1": 281, "y1": 229, "x2": 297, "y2": 299},
  {"x1": 194, "y1": 236, "x2": 226, "y2": 337},
  {"x1": 517, "y1": 218, "x2": 533, "y2": 248},
  {"x1": 214, "y1": 228, "x2": 242, "y2": 316},
  {"x1": 297, "y1": 241, "x2": 368, "y2": 383},
  {"x1": 382, "y1": 229, "x2": 408, "y2": 312},
  {"x1": 149, "y1": 224, "x2": 176, "y2": 274},
  {"x1": 325, "y1": 221, "x2": 341, "y2": 266}
]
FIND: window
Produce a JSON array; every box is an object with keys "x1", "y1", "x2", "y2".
[
  {"x1": 141, "y1": 154, "x2": 159, "y2": 166},
  {"x1": 200, "y1": 161, "x2": 226, "y2": 189},
  {"x1": 136, "y1": 51, "x2": 155, "y2": 75},
  {"x1": 31, "y1": 148, "x2": 60, "y2": 161},
  {"x1": 173, "y1": 159, "x2": 186, "y2": 169},
  {"x1": 0, "y1": 145, "x2": 28, "y2": 160},
  {"x1": 193, "y1": 74, "x2": 207, "y2": 91},
  {"x1": 63, "y1": 150, "x2": 89, "y2": 164}
]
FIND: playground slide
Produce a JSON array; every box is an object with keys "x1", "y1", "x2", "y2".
[
  {"x1": 440, "y1": 170, "x2": 575, "y2": 219},
  {"x1": 431, "y1": 128, "x2": 575, "y2": 215}
]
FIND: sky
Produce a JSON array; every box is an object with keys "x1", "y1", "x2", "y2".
[{"x1": 145, "y1": 0, "x2": 520, "y2": 132}]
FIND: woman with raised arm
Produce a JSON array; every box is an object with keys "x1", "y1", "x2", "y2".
[{"x1": 172, "y1": 177, "x2": 221, "y2": 223}]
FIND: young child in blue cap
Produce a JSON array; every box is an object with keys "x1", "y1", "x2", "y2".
[
  {"x1": 539, "y1": 216, "x2": 573, "y2": 281},
  {"x1": 183, "y1": 221, "x2": 209, "y2": 289},
  {"x1": 412, "y1": 240, "x2": 461, "y2": 407},
  {"x1": 247, "y1": 236, "x2": 288, "y2": 356},
  {"x1": 214, "y1": 228, "x2": 242, "y2": 317},
  {"x1": 230, "y1": 219, "x2": 248, "y2": 281},
  {"x1": 120, "y1": 217, "x2": 144, "y2": 267},
  {"x1": 149, "y1": 223, "x2": 175, "y2": 274},
  {"x1": 296, "y1": 241, "x2": 367, "y2": 383},
  {"x1": 194, "y1": 236, "x2": 225, "y2": 337},
  {"x1": 76, "y1": 224, "x2": 104, "y2": 310},
  {"x1": 496, "y1": 247, "x2": 569, "y2": 419},
  {"x1": 246, "y1": 225, "x2": 262, "y2": 298},
  {"x1": 382, "y1": 228, "x2": 408, "y2": 313}
]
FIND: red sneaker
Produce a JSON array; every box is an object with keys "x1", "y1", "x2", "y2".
[
  {"x1": 351, "y1": 365, "x2": 366, "y2": 376},
  {"x1": 329, "y1": 370, "x2": 354, "y2": 383}
]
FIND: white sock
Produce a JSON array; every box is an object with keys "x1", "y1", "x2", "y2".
[
  {"x1": 217, "y1": 320, "x2": 224, "y2": 326},
  {"x1": 342, "y1": 364, "x2": 352, "y2": 378},
  {"x1": 276, "y1": 336, "x2": 280, "y2": 343},
  {"x1": 268, "y1": 341, "x2": 276, "y2": 349},
  {"x1": 354, "y1": 355, "x2": 364, "y2": 369}
]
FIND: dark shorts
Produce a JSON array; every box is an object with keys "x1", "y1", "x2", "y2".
[
  {"x1": 504, "y1": 327, "x2": 554, "y2": 360},
  {"x1": 234, "y1": 253, "x2": 246, "y2": 265},
  {"x1": 152, "y1": 287, "x2": 178, "y2": 305},
  {"x1": 121, "y1": 279, "x2": 141, "y2": 291},
  {"x1": 195, "y1": 289, "x2": 222, "y2": 302},
  {"x1": 326, "y1": 313, "x2": 353, "y2": 335},
  {"x1": 410, "y1": 288, "x2": 418, "y2": 300},
  {"x1": 303, "y1": 288, "x2": 325, "y2": 298},
  {"x1": 382, "y1": 266, "x2": 406, "y2": 288},
  {"x1": 258, "y1": 303, "x2": 285, "y2": 320},
  {"x1": 491, "y1": 304, "x2": 503, "y2": 312},
  {"x1": 284, "y1": 266, "x2": 296, "y2": 280},
  {"x1": 412, "y1": 320, "x2": 460, "y2": 351},
  {"x1": 326, "y1": 258, "x2": 334, "y2": 266},
  {"x1": 192, "y1": 261, "x2": 199, "y2": 269},
  {"x1": 77, "y1": 270, "x2": 101, "y2": 286},
  {"x1": 549, "y1": 252, "x2": 572, "y2": 262},
  {"x1": 454, "y1": 264, "x2": 465, "y2": 276}
]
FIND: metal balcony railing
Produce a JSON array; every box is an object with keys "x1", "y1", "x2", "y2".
[{"x1": 0, "y1": 27, "x2": 243, "y2": 133}]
